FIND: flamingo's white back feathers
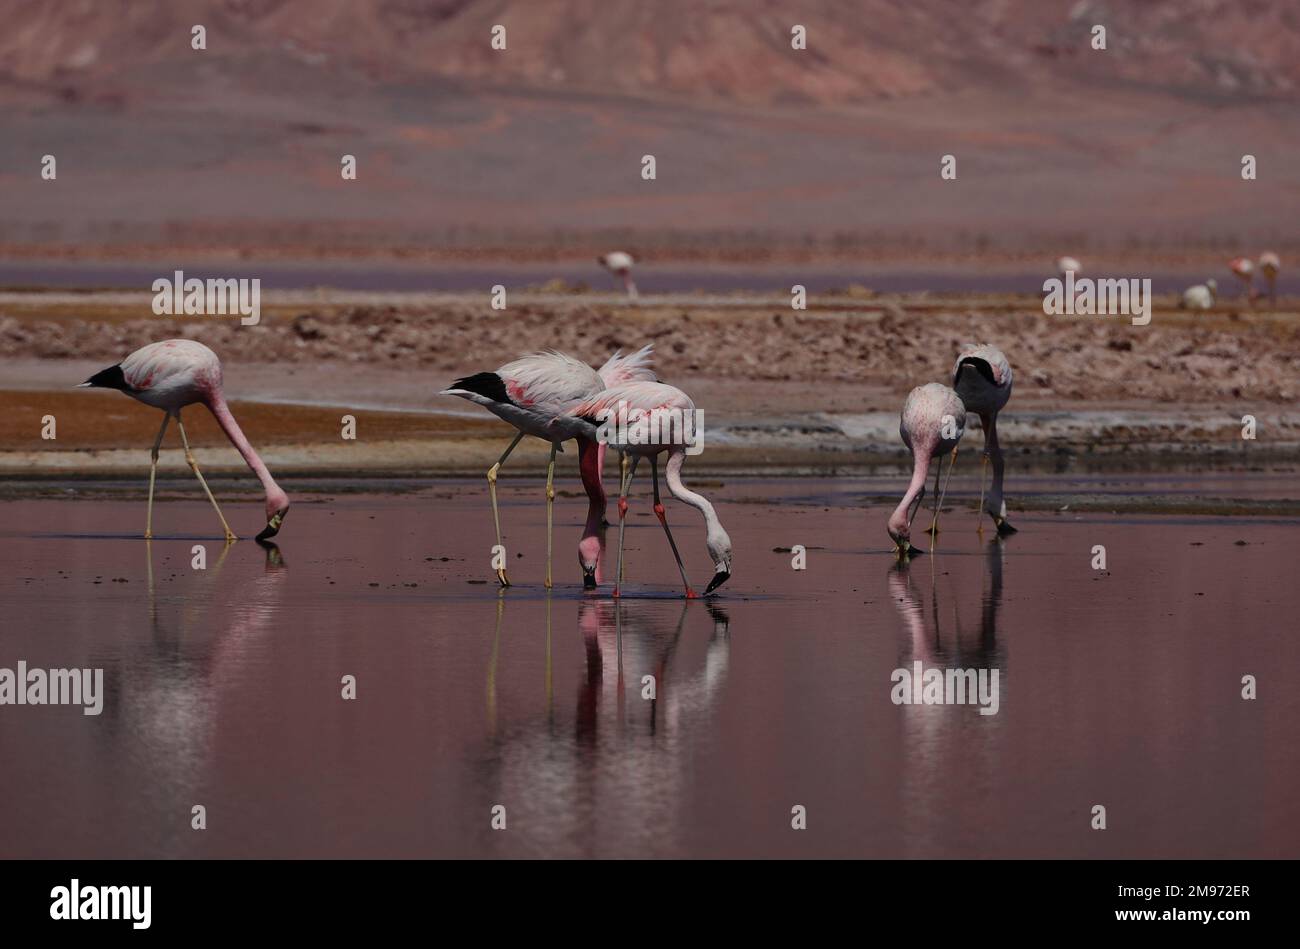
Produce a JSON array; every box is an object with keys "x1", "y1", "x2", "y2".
[
  {"x1": 1181, "y1": 282, "x2": 1216, "y2": 309},
  {"x1": 113, "y1": 339, "x2": 222, "y2": 410},
  {"x1": 494, "y1": 351, "x2": 603, "y2": 413},
  {"x1": 571, "y1": 379, "x2": 693, "y2": 420},
  {"x1": 900, "y1": 383, "x2": 966, "y2": 458},
  {"x1": 597, "y1": 344, "x2": 656, "y2": 387},
  {"x1": 598, "y1": 252, "x2": 635, "y2": 273}
]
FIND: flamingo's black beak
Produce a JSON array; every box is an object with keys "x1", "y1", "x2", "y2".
[
  {"x1": 704, "y1": 568, "x2": 730, "y2": 595},
  {"x1": 582, "y1": 566, "x2": 597, "y2": 591},
  {"x1": 995, "y1": 518, "x2": 1017, "y2": 537},
  {"x1": 256, "y1": 507, "x2": 288, "y2": 542}
]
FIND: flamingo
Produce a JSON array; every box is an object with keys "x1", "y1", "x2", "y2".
[
  {"x1": 1229, "y1": 257, "x2": 1256, "y2": 302},
  {"x1": 442, "y1": 346, "x2": 654, "y2": 589},
  {"x1": 597, "y1": 252, "x2": 638, "y2": 301},
  {"x1": 78, "y1": 339, "x2": 289, "y2": 542},
  {"x1": 953, "y1": 343, "x2": 1016, "y2": 536},
  {"x1": 550, "y1": 380, "x2": 733, "y2": 598},
  {"x1": 1180, "y1": 278, "x2": 1217, "y2": 310},
  {"x1": 1258, "y1": 251, "x2": 1280, "y2": 303},
  {"x1": 887, "y1": 383, "x2": 966, "y2": 557}
]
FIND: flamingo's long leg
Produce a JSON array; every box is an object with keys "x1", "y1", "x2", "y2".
[
  {"x1": 651, "y1": 457, "x2": 696, "y2": 598},
  {"x1": 976, "y1": 412, "x2": 991, "y2": 534},
  {"x1": 986, "y1": 414, "x2": 1016, "y2": 535},
  {"x1": 977, "y1": 453, "x2": 989, "y2": 534},
  {"x1": 487, "y1": 431, "x2": 525, "y2": 587},
  {"x1": 613, "y1": 452, "x2": 639, "y2": 597},
  {"x1": 931, "y1": 447, "x2": 958, "y2": 540},
  {"x1": 145, "y1": 412, "x2": 170, "y2": 539},
  {"x1": 544, "y1": 442, "x2": 557, "y2": 590},
  {"x1": 926, "y1": 452, "x2": 942, "y2": 536},
  {"x1": 175, "y1": 413, "x2": 236, "y2": 542}
]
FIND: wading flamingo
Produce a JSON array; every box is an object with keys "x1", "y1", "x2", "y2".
[
  {"x1": 1258, "y1": 252, "x2": 1280, "y2": 303},
  {"x1": 551, "y1": 380, "x2": 732, "y2": 598},
  {"x1": 953, "y1": 343, "x2": 1016, "y2": 535},
  {"x1": 443, "y1": 346, "x2": 654, "y2": 589},
  {"x1": 1180, "y1": 279, "x2": 1217, "y2": 310},
  {"x1": 887, "y1": 383, "x2": 966, "y2": 557},
  {"x1": 1229, "y1": 257, "x2": 1256, "y2": 303},
  {"x1": 598, "y1": 252, "x2": 638, "y2": 301},
  {"x1": 78, "y1": 339, "x2": 289, "y2": 542}
]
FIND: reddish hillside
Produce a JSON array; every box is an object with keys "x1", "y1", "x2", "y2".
[
  {"x1": 0, "y1": 1, "x2": 1296, "y2": 257},
  {"x1": 3, "y1": 0, "x2": 1296, "y2": 105}
]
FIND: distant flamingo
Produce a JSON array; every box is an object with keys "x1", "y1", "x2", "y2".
[
  {"x1": 1229, "y1": 257, "x2": 1256, "y2": 303},
  {"x1": 598, "y1": 252, "x2": 638, "y2": 301},
  {"x1": 551, "y1": 380, "x2": 732, "y2": 598},
  {"x1": 443, "y1": 346, "x2": 654, "y2": 588},
  {"x1": 1180, "y1": 278, "x2": 1217, "y2": 310},
  {"x1": 1258, "y1": 252, "x2": 1280, "y2": 303},
  {"x1": 1056, "y1": 256, "x2": 1081, "y2": 278},
  {"x1": 953, "y1": 344, "x2": 1016, "y2": 535},
  {"x1": 887, "y1": 383, "x2": 966, "y2": 557},
  {"x1": 79, "y1": 339, "x2": 289, "y2": 542}
]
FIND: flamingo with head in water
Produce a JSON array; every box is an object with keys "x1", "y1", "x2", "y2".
[
  {"x1": 551, "y1": 380, "x2": 733, "y2": 598},
  {"x1": 887, "y1": 382, "x2": 966, "y2": 557},
  {"x1": 79, "y1": 338, "x2": 289, "y2": 542},
  {"x1": 443, "y1": 346, "x2": 654, "y2": 589},
  {"x1": 1181, "y1": 279, "x2": 1218, "y2": 310},
  {"x1": 598, "y1": 252, "x2": 638, "y2": 301}
]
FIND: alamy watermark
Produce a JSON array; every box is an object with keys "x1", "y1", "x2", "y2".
[
  {"x1": 152, "y1": 269, "x2": 261, "y2": 325},
  {"x1": 1043, "y1": 272, "x2": 1151, "y2": 326},
  {"x1": 50, "y1": 879, "x2": 150, "y2": 929},
  {"x1": 0, "y1": 660, "x2": 104, "y2": 715},
  {"x1": 890, "y1": 661, "x2": 1000, "y2": 715}
]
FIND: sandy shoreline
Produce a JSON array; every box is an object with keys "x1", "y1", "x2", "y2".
[{"x1": 2, "y1": 292, "x2": 1298, "y2": 476}]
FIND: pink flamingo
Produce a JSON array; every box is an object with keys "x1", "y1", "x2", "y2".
[
  {"x1": 1229, "y1": 257, "x2": 1256, "y2": 303},
  {"x1": 551, "y1": 380, "x2": 733, "y2": 598},
  {"x1": 1258, "y1": 252, "x2": 1280, "y2": 303},
  {"x1": 442, "y1": 346, "x2": 654, "y2": 589},
  {"x1": 886, "y1": 383, "x2": 966, "y2": 557},
  {"x1": 597, "y1": 252, "x2": 638, "y2": 301},
  {"x1": 952, "y1": 343, "x2": 1016, "y2": 535},
  {"x1": 79, "y1": 339, "x2": 289, "y2": 542}
]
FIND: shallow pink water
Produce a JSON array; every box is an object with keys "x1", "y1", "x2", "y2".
[{"x1": 0, "y1": 480, "x2": 1297, "y2": 858}]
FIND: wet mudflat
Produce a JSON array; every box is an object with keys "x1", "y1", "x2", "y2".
[{"x1": 0, "y1": 478, "x2": 1297, "y2": 858}]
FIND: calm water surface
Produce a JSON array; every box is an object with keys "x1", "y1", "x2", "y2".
[{"x1": 1, "y1": 479, "x2": 1297, "y2": 858}]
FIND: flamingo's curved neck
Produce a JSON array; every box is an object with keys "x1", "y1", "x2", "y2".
[
  {"x1": 206, "y1": 395, "x2": 283, "y2": 504},
  {"x1": 890, "y1": 449, "x2": 932, "y2": 533},
  {"x1": 665, "y1": 449, "x2": 718, "y2": 534},
  {"x1": 578, "y1": 437, "x2": 606, "y2": 532}
]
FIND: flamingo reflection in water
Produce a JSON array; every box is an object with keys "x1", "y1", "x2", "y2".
[
  {"x1": 478, "y1": 597, "x2": 731, "y2": 854},
  {"x1": 889, "y1": 540, "x2": 1008, "y2": 855}
]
